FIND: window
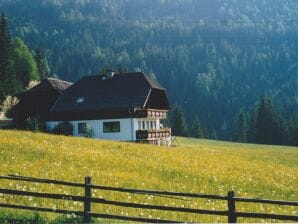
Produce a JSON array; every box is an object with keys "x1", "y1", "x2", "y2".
[
  {"x1": 78, "y1": 123, "x2": 87, "y2": 134},
  {"x1": 103, "y1": 121, "x2": 120, "y2": 133},
  {"x1": 150, "y1": 121, "x2": 153, "y2": 130},
  {"x1": 138, "y1": 121, "x2": 142, "y2": 130},
  {"x1": 142, "y1": 121, "x2": 145, "y2": 130},
  {"x1": 77, "y1": 97, "x2": 85, "y2": 103}
]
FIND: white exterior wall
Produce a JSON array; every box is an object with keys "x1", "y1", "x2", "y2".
[
  {"x1": 47, "y1": 118, "x2": 139, "y2": 141},
  {"x1": 46, "y1": 121, "x2": 60, "y2": 130},
  {"x1": 46, "y1": 117, "x2": 162, "y2": 142}
]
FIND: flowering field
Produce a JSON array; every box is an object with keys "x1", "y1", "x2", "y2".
[{"x1": 0, "y1": 130, "x2": 297, "y2": 223}]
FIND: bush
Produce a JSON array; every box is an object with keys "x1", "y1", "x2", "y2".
[
  {"x1": 52, "y1": 121, "x2": 73, "y2": 136},
  {"x1": 82, "y1": 125, "x2": 94, "y2": 138},
  {"x1": 24, "y1": 116, "x2": 42, "y2": 132}
]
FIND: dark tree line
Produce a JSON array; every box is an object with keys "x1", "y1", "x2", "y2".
[
  {"x1": 169, "y1": 104, "x2": 207, "y2": 139},
  {"x1": 235, "y1": 95, "x2": 297, "y2": 146},
  {"x1": 169, "y1": 96, "x2": 297, "y2": 146}
]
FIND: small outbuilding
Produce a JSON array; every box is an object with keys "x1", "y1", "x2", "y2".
[{"x1": 13, "y1": 78, "x2": 72, "y2": 127}]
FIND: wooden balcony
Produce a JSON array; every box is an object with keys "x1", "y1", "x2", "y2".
[
  {"x1": 134, "y1": 109, "x2": 167, "y2": 119},
  {"x1": 136, "y1": 128, "x2": 172, "y2": 146},
  {"x1": 136, "y1": 128, "x2": 171, "y2": 140}
]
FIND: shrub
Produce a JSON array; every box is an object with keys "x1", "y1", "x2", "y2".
[
  {"x1": 52, "y1": 121, "x2": 73, "y2": 136},
  {"x1": 24, "y1": 116, "x2": 42, "y2": 132},
  {"x1": 83, "y1": 125, "x2": 94, "y2": 138}
]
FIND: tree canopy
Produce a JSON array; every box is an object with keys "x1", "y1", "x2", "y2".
[{"x1": 13, "y1": 37, "x2": 39, "y2": 89}]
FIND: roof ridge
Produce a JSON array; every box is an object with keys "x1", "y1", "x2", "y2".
[
  {"x1": 47, "y1": 77, "x2": 73, "y2": 85},
  {"x1": 142, "y1": 73, "x2": 165, "y2": 90}
]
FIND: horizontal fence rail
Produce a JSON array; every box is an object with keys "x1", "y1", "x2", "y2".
[
  {"x1": 235, "y1": 212, "x2": 298, "y2": 222},
  {"x1": 0, "y1": 175, "x2": 84, "y2": 188},
  {"x1": 0, "y1": 175, "x2": 297, "y2": 223},
  {"x1": 0, "y1": 188, "x2": 84, "y2": 202},
  {"x1": 90, "y1": 197, "x2": 229, "y2": 216},
  {"x1": 0, "y1": 175, "x2": 227, "y2": 200},
  {"x1": 0, "y1": 203, "x2": 179, "y2": 223},
  {"x1": 234, "y1": 197, "x2": 298, "y2": 206}
]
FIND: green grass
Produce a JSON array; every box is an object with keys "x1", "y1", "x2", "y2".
[
  {"x1": 0, "y1": 211, "x2": 84, "y2": 224},
  {"x1": 0, "y1": 130, "x2": 297, "y2": 223}
]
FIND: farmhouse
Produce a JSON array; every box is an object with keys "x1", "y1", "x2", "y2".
[{"x1": 46, "y1": 72, "x2": 172, "y2": 145}]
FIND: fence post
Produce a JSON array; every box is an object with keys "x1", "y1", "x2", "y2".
[
  {"x1": 84, "y1": 176, "x2": 92, "y2": 223},
  {"x1": 227, "y1": 191, "x2": 237, "y2": 223}
]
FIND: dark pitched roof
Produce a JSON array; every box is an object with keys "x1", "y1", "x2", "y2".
[
  {"x1": 29, "y1": 78, "x2": 73, "y2": 93},
  {"x1": 51, "y1": 72, "x2": 169, "y2": 114},
  {"x1": 13, "y1": 78, "x2": 73, "y2": 123},
  {"x1": 16, "y1": 78, "x2": 73, "y2": 98}
]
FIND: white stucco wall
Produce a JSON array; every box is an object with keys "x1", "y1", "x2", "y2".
[
  {"x1": 46, "y1": 117, "x2": 162, "y2": 142},
  {"x1": 47, "y1": 118, "x2": 139, "y2": 141}
]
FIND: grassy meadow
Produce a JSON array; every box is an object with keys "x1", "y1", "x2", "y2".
[{"x1": 0, "y1": 130, "x2": 297, "y2": 223}]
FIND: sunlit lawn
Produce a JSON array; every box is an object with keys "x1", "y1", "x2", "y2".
[{"x1": 0, "y1": 130, "x2": 297, "y2": 223}]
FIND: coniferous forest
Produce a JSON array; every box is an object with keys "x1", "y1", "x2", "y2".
[{"x1": 0, "y1": 0, "x2": 297, "y2": 146}]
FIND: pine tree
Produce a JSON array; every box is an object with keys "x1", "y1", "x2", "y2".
[
  {"x1": 211, "y1": 130, "x2": 218, "y2": 140},
  {"x1": 0, "y1": 13, "x2": 17, "y2": 103},
  {"x1": 236, "y1": 109, "x2": 247, "y2": 142},
  {"x1": 247, "y1": 107, "x2": 257, "y2": 143},
  {"x1": 116, "y1": 63, "x2": 127, "y2": 74},
  {"x1": 191, "y1": 115, "x2": 203, "y2": 138},
  {"x1": 255, "y1": 96, "x2": 270, "y2": 144},
  {"x1": 35, "y1": 47, "x2": 50, "y2": 79},
  {"x1": 170, "y1": 104, "x2": 187, "y2": 136},
  {"x1": 285, "y1": 114, "x2": 298, "y2": 146},
  {"x1": 255, "y1": 95, "x2": 284, "y2": 145}
]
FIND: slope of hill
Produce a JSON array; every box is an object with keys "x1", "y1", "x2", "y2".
[
  {"x1": 1, "y1": 0, "x2": 298, "y2": 139},
  {"x1": 0, "y1": 130, "x2": 297, "y2": 222}
]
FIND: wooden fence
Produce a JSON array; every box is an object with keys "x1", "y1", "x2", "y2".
[{"x1": 0, "y1": 175, "x2": 297, "y2": 223}]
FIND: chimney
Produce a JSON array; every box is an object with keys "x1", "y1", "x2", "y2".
[{"x1": 106, "y1": 71, "x2": 115, "y2": 79}]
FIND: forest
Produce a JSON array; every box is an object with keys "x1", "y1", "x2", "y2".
[{"x1": 0, "y1": 0, "x2": 297, "y2": 145}]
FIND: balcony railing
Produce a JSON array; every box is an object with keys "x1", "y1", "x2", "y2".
[{"x1": 134, "y1": 109, "x2": 167, "y2": 119}]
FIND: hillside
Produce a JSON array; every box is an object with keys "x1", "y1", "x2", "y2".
[
  {"x1": 1, "y1": 0, "x2": 298, "y2": 140},
  {"x1": 0, "y1": 130, "x2": 297, "y2": 222}
]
